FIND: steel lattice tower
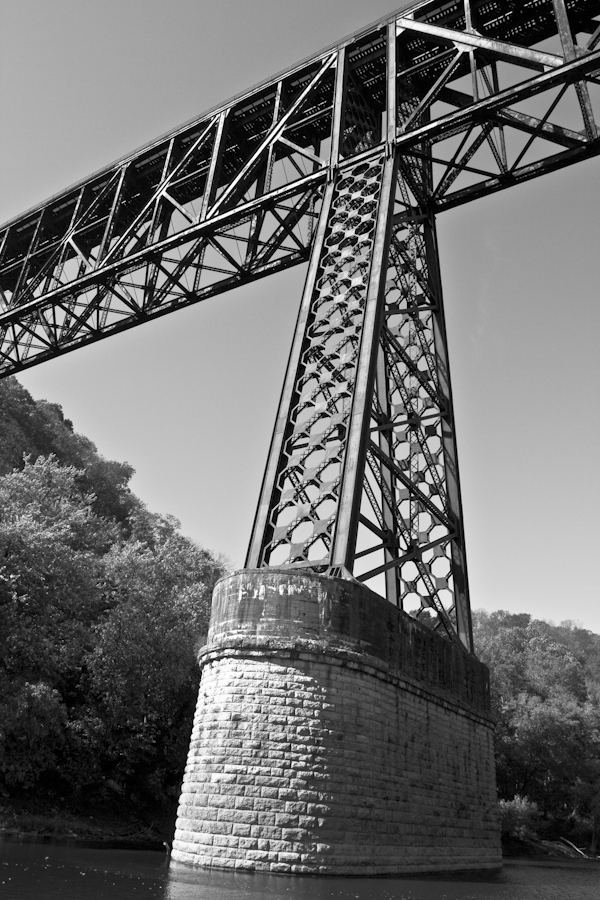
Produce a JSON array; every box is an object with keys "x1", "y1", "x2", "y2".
[{"x1": 1, "y1": 1, "x2": 599, "y2": 648}]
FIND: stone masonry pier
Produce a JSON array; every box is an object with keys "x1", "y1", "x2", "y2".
[{"x1": 171, "y1": 569, "x2": 500, "y2": 875}]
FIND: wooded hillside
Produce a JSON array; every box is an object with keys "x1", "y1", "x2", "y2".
[
  {"x1": 473, "y1": 610, "x2": 600, "y2": 851},
  {"x1": 0, "y1": 377, "x2": 224, "y2": 832}
]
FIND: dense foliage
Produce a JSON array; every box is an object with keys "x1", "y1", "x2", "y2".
[
  {"x1": 0, "y1": 378, "x2": 224, "y2": 827},
  {"x1": 473, "y1": 610, "x2": 600, "y2": 851}
]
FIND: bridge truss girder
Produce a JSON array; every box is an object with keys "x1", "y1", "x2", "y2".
[{"x1": 1, "y1": 0, "x2": 599, "y2": 648}]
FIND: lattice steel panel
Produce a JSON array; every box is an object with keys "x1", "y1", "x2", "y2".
[
  {"x1": 249, "y1": 155, "x2": 387, "y2": 567},
  {"x1": 354, "y1": 168, "x2": 469, "y2": 642}
]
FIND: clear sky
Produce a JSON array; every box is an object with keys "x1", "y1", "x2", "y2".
[{"x1": 2, "y1": 1, "x2": 600, "y2": 632}]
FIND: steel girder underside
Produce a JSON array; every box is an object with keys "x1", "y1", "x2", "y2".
[{"x1": 1, "y1": 0, "x2": 599, "y2": 649}]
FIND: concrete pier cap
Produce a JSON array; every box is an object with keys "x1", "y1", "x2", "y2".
[{"x1": 171, "y1": 568, "x2": 501, "y2": 875}]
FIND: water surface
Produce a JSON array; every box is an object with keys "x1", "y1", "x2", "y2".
[{"x1": 2, "y1": 841, "x2": 599, "y2": 900}]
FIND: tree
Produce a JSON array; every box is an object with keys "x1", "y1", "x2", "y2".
[
  {"x1": 0, "y1": 377, "x2": 137, "y2": 533},
  {"x1": 0, "y1": 450, "x2": 224, "y2": 820},
  {"x1": 473, "y1": 608, "x2": 600, "y2": 848},
  {"x1": 0, "y1": 456, "x2": 114, "y2": 689},
  {"x1": 83, "y1": 512, "x2": 223, "y2": 808},
  {"x1": 0, "y1": 456, "x2": 114, "y2": 795}
]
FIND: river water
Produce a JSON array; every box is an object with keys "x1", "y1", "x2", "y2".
[{"x1": 1, "y1": 842, "x2": 599, "y2": 900}]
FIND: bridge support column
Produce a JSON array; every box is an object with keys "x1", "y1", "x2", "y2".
[{"x1": 171, "y1": 569, "x2": 500, "y2": 875}]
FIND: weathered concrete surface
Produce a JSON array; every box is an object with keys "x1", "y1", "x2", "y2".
[{"x1": 171, "y1": 569, "x2": 500, "y2": 875}]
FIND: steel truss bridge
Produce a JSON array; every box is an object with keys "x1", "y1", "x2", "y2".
[{"x1": 1, "y1": 0, "x2": 599, "y2": 650}]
